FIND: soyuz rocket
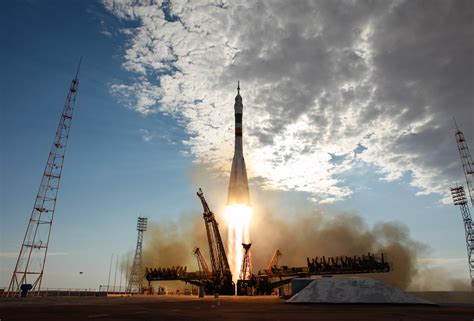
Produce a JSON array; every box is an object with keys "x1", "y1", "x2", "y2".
[{"x1": 227, "y1": 82, "x2": 250, "y2": 205}]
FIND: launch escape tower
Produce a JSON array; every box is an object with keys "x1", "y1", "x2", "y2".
[
  {"x1": 128, "y1": 217, "x2": 148, "y2": 293},
  {"x1": 450, "y1": 186, "x2": 474, "y2": 288},
  {"x1": 196, "y1": 188, "x2": 234, "y2": 294},
  {"x1": 452, "y1": 121, "x2": 474, "y2": 288},
  {"x1": 7, "y1": 62, "x2": 81, "y2": 297}
]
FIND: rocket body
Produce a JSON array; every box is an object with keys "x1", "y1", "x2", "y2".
[{"x1": 227, "y1": 83, "x2": 250, "y2": 205}]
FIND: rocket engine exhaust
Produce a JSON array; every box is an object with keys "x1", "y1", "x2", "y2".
[{"x1": 225, "y1": 82, "x2": 252, "y2": 282}]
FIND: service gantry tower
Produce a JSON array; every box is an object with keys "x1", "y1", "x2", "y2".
[
  {"x1": 128, "y1": 217, "x2": 148, "y2": 293},
  {"x1": 7, "y1": 61, "x2": 81, "y2": 296},
  {"x1": 450, "y1": 186, "x2": 474, "y2": 288},
  {"x1": 196, "y1": 188, "x2": 234, "y2": 294}
]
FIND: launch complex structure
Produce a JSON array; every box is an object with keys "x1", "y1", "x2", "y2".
[
  {"x1": 3, "y1": 66, "x2": 473, "y2": 296},
  {"x1": 145, "y1": 187, "x2": 391, "y2": 295}
]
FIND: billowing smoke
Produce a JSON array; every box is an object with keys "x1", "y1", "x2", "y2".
[
  {"x1": 141, "y1": 167, "x2": 469, "y2": 291},
  {"x1": 142, "y1": 213, "x2": 207, "y2": 270},
  {"x1": 250, "y1": 207, "x2": 420, "y2": 289}
]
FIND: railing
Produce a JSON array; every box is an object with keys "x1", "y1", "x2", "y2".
[
  {"x1": 0, "y1": 287, "x2": 104, "y2": 297},
  {"x1": 98, "y1": 285, "x2": 133, "y2": 294}
]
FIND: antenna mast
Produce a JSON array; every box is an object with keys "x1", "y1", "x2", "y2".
[{"x1": 7, "y1": 62, "x2": 81, "y2": 296}]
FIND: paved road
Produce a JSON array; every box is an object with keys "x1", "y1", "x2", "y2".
[{"x1": 1, "y1": 295, "x2": 473, "y2": 320}]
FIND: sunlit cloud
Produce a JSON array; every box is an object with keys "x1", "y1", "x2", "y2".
[{"x1": 103, "y1": 0, "x2": 473, "y2": 203}]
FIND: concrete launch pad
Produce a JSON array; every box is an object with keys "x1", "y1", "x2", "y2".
[
  {"x1": 1, "y1": 294, "x2": 473, "y2": 321},
  {"x1": 287, "y1": 277, "x2": 434, "y2": 304}
]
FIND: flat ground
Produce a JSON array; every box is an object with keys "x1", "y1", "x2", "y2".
[{"x1": 1, "y1": 294, "x2": 473, "y2": 321}]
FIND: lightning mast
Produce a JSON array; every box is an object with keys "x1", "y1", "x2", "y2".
[
  {"x1": 128, "y1": 217, "x2": 148, "y2": 293},
  {"x1": 454, "y1": 119, "x2": 474, "y2": 206},
  {"x1": 7, "y1": 61, "x2": 81, "y2": 296},
  {"x1": 450, "y1": 186, "x2": 474, "y2": 288}
]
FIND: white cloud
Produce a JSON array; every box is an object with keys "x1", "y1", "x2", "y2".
[
  {"x1": 139, "y1": 128, "x2": 154, "y2": 142},
  {"x1": 103, "y1": 0, "x2": 473, "y2": 203}
]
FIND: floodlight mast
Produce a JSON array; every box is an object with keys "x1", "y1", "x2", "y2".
[
  {"x1": 128, "y1": 217, "x2": 148, "y2": 293},
  {"x1": 450, "y1": 186, "x2": 474, "y2": 289},
  {"x1": 454, "y1": 119, "x2": 474, "y2": 206}
]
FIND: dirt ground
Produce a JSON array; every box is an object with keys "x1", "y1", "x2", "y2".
[
  {"x1": 408, "y1": 291, "x2": 474, "y2": 304},
  {"x1": 1, "y1": 294, "x2": 473, "y2": 321}
]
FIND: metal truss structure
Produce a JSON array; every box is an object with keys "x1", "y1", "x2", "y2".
[
  {"x1": 451, "y1": 186, "x2": 474, "y2": 288},
  {"x1": 7, "y1": 62, "x2": 81, "y2": 296},
  {"x1": 128, "y1": 217, "x2": 148, "y2": 293},
  {"x1": 454, "y1": 120, "x2": 474, "y2": 206}
]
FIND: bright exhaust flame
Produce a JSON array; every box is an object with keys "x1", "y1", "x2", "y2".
[{"x1": 225, "y1": 204, "x2": 252, "y2": 282}]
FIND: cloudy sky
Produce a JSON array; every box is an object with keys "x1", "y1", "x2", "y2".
[
  {"x1": 103, "y1": 0, "x2": 472, "y2": 203},
  {"x1": 1, "y1": 0, "x2": 473, "y2": 289}
]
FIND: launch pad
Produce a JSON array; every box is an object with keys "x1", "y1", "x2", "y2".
[
  {"x1": 145, "y1": 188, "x2": 391, "y2": 296},
  {"x1": 1, "y1": 294, "x2": 473, "y2": 321}
]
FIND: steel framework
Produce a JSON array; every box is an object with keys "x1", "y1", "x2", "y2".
[
  {"x1": 196, "y1": 188, "x2": 234, "y2": 294},
  {"x1": 196, "y1": 188, "x2": 231, "y2": 278},
  {"x1": 128, "y1": 217, "x2": 148, "y2": 293},
  {"x1": 7, "y1": 62, "x2": 81, "y2": 297},
  {"x1": 454, "y1": 120, "x2": 474, "y2": 206},
  {"x1": 239, "y1": 243, "x2": 252, "y2": 281},
  {"x1": 146, "y1": 251, "x2": 390, "y2": 295},
  {"x1": 194, "y1": 247, "x2": 211, "y2": 279},
  {"x1": 263, "y1": 249, "x2": 281, "y2": 276},
  {"x1": 450, "y1": 186, "x2": 474, "y2": 288}
]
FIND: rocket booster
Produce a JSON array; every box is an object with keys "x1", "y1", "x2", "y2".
[{"x1": 227, "y1": 81, "x2": 250, "y2": 205}]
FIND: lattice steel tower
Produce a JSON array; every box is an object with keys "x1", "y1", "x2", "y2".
[
  {"x1": 129, "y1": 217, "x2": 147, "y2": 293},
  {"x1": 454, "y1": 120, "x2": 474, "y2": 206},
  {"x1": 450, "y1": 186, "x2": 474, "y2": 288},
  {"x1": 7, "y1": 62, "x2": 81, "y2": 296}
]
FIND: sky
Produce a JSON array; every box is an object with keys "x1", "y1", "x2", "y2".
[{"x1": 0, "y1": 0, "x2": 473, "y2": 290}]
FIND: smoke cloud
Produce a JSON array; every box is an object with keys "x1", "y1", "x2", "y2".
[
  {"x1": 251, "y1": 207, "x2": 419, "y2": 290},
  {"x1": 141, "y1": 203, "x2": 469, "y2": 291},
  {"x1": 142, "y1": 213, "x2": 207, "y2": 270},
  {"x1": 139, "y1": 165, "x2": 469, "y2": 291}
]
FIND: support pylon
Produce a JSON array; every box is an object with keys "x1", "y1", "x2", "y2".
[
  {"x1": 128, "y1": 217, "x2": 147, "y2": 293},
  {"x1": 450, "y1": 186, "x2": 474, "y2": 289},
  {"x1": 7, "y1": 61, "x2": 81, "y2": 297},
  {"x1": 239, "y1": 243, "x2": 252, "y2": 281}
]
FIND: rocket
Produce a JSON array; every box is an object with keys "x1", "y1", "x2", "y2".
[{"x1": 227, "y1": 81, "x2": 250, "y2": 205}]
